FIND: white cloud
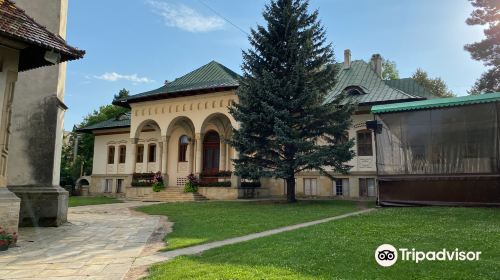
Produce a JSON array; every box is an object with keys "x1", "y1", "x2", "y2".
[
  {"x1": 147, "y1": 0, "x2": 225, "y2": 33},
  {"x1": 94, "y1": 72, "x2": 155, "y2": 84}
]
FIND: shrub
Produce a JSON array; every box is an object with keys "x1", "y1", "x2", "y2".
[
  {"x1": 184, "y1": 174, "x2": 199, "y2": 193},
  {"x1": 151, "y1": 172, "x2": 165, "y2": 192},
  {"x1": 152, "y1": 182, "x2": 165, "y2": 192},
  {"x1": 241, "y1": 181, "x2": 261, "y2": 188}
]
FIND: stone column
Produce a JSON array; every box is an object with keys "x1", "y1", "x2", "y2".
[
  {"x1": 157, "y1": 142, "x2": 163, "y2": 173},
  {"x1": 195, "y1": 133, "x2": 204, "y2": 174},
  {"x1": 230, "y1": 149, "x2": 241, "y2": 188},
  {"x1": 220, "y1": 138, "x2": 226, "y2": 171},
  {"x1": 144, "y1": 143, "x2": 150, "y2": 172},
  {"x1": 161, "y1": 136, "x2": 169, "y2": 181},
  {"x1": 128, "y1": 138, "x2": 138, "y2": 174},
  {"x1": 0, "y1": 61, "x2": 21, "y2": 234},
  {"x1": 6, "y1": 0, "x2": 69, "y2": 227}
]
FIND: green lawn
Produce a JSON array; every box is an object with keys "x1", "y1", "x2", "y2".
[
  {"x1": 146, "y1": 207, "x2": 500, "y2": 280},
  {"x1": 137, "y1": 200, "x2": 366, "y2": 250},
  {"x1": 68, "y1": 196, "x2": 123, "y2": 207}
]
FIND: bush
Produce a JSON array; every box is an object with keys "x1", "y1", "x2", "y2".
[
  {"x1": 241, "y1": 181, "x2": 261, "y2": 188},
  {"x1": 184, "y1": 174, "x2": 199, "y2": 193},
  {"x1": 152, "y1": 182, "x2": 165, "y2": 192},
  {"x1": 151, "y1": 172, "x2": 165, "y2": 192}
]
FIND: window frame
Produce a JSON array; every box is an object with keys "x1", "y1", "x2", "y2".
[
  {"x1": 107, "y1": 146, "x2": 115, "y2": 164},
  {"x1": 148, "y1": 143, "x2": 157, "y2": 163},
  {"x1": 357, "y1": 130, "x2": 373, "y2": 156},
  {"x1": 118, "y1": 145, "x2": 126, "y2": 164},
  {"x1": 178, "y1": 135, "x2": 189, "y2": 162},
  {"x1": 136, "y1": 144, "x2": 144, "y2": 163}
]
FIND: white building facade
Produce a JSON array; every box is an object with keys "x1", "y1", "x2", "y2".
[{"x1": 80, "y1": 52, "x2": 434, "y2": 201}]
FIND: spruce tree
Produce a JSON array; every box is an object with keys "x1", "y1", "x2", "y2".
[{"x1": 229, "y1": 0, "x2": 355, "y2": 202}]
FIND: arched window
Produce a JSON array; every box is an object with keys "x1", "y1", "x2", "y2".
[
  {"x1": 107, "y1": 146, "x2": 115, "y2": 164},
  {"x1": 136, "y1": 144, "x2": 144, "y2": 163},
  {"x1": 178, "y1": 135, "x2": 189, "y2": 162},
  {"x1": 357, "y1": 130, "x2": 373, "y2": 156},
  {"x1": 148, "y1": 144, "x2": 157, "y2": 162},
  {"x1": 119, "y1": 145, "x2": 126, "y2": 164}
]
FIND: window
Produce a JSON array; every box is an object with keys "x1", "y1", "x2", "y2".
[
  {"x1": 357, "y1": 130, "x2": 373, "y2": 156},
  {"x1": 119, "y1": 145, "x2": 126, "y2": 164},
  {"x1": 304, "y1": 178, "x2": 318, "y2": 196},
  {"x1": 178, "y1": 135, "x2": 189, "y2": 162},
  {"x1": 136, "y1": 145, "x2": 144, "y2": 163},
  {"x1": 148, "y1": 144, "x2": 156, "y2": 162},
  {"x1": 104, "y1": 179, "x2": 113, "y2": 193},
  {"x1": 116, "y1": 179, "x2": 124, "y2": 193},
  {"x1": 335, "y1": 179, "x2": 350, "y2": 196},
  {"x1": 107, "y1": 146, "x2": 115, "y2": 164},
  {"x1": 359, "y1": 178, "x2": 376, "y2": 197}
]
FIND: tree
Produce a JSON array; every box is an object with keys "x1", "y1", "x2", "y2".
[
  {"x1": 114, "y1": 88, "x2": 130, "y2": 101},
  {"x1": 381, "y1": 59, "x2": 400, "y2": 80},
  {"x1": 59, "y1": 89, "x2": 130, "y2": 186},
  {"x1": 229, "y1": 0, "x2": 355, "y2": 202},
  {"x1": 412, "y1": 68, "x2": 454, "y2": 97},
  {"x1": 464, "y1": 0, "x2": 499, "y2": 94},
  {"x1": 370, "y1": 58, "x2": 400, "y2": 80}
]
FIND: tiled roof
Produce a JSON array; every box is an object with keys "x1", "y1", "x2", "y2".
[
  {"x1": 324, "y1": 60, "x2": 424, "y2": 105},
  {"x1": 76, "y1": 113, "x2": 131, "y2": 133},
  {"x1": 115, "y1": 61, "x2": 240, "y2": 106},
  {"x1": 384, "y1": 78, "x2": 437, "y2": 99},
  {"x1": 0, "y1": 0, "x2": 85, "y2": 71}
]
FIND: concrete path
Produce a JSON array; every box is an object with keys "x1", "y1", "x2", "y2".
[
  {"x1": 0, "y1": 202, "x2": 161, "y2": 280},
  {"x1": 132, "y1": 208, "x2": 375, "y2": 268}
]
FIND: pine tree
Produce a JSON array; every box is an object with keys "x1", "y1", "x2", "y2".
[
  {"x1": 229, "y1": 0, "x2": 355, "y2": 202},
  {"x1": 464, "y1": 0, "x2": 499, "y2": 94}
]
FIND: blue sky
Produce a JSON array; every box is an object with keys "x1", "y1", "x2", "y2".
[{"x1": 64, "y1": 0, "x2": 485, "y2": 130}]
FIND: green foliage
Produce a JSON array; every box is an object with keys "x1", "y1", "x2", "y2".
[
  {"x1": 469, "y1": 68, "x2": 500, "y2": 94},
  {"x1": 184, "y1": 181, "x2": 198, "y2": 193},
  {"x1": 59, "y1": 89, "x2": 130, "y2": 186},
  {"x1": 152, "y1": 182, "x2": 165, "y2": 192},
  {"x1": 370, "y1": 58, "x2": 400, "y2": 80},
  {"x1": 114, "y1": 88, "x2": 130, "y2": 101},
  {"x1": 412, "y1": 68, "x2": 454, "y2": 98},
  {"x1": 229, "y1": 0, "x2": 355, "y2": 202},
  {"x1": 465, "y1": 0, "x2": 499, "y2": 94},
  {"x1": 184, "y1": 174, "x2": 200, "y2": 192}
]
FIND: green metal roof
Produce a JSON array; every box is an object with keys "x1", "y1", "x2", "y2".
[
  {"x1": 372, "y1": 92, "x2": 500, "y2": 114},
  {"x1": 324, "y1": 60, "x2": 425, "y2": 105},
  {"x1": 115, "y1": 61, "x2": 240, "y2": 106},
  {"x1": 384, "y1": 78, "x2": 437, "y2": 99},
  {"x1": 76, "y1": 113, "x2": 131, "y2": 133}
]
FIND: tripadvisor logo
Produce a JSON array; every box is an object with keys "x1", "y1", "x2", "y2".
[{"x1": 375, "y1": 244, "x2": 482, "y2": 267}]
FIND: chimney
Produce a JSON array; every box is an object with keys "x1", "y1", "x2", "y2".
[
  {"x1": 344, "y1": 49, "x2": 351, "y2": 69},
  {"x1": 371, "y1": 54, "x2": 382, "y2": 78}
]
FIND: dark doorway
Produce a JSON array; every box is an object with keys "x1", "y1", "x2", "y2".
[{"x1": 203, "y1": 130, "x2": 220, "y2": 176}]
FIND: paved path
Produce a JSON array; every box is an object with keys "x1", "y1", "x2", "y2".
[
  {"x1": 132, "y1": 208, "x2": 375, "y2": 268},
  {"x1": 0, "y1": 202, "x2": 161, "y2": 280}
]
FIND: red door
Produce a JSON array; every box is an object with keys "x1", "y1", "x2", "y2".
[{"x1": 203, "y1": 131, "x2": 220, "y2": 177}]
